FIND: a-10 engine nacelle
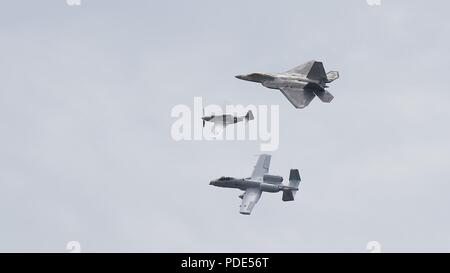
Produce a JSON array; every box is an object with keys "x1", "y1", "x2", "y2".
[
  {"x1": 263, "y1": 174, "x2": 283, "y2": 184},
  {"x1": 260, "y1": 175, "x2": 284, "y2": 192}
]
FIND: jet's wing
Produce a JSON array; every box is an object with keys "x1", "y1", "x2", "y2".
[
  {"x1": 251, "y1": 154, "x2": 271, "y2": 179},
  {"x1": 239, "y1": 188, "x2": 262, "y2": 215},
  {"x1": 286, "y1": 61, "x2": 326, "y2": 81},
  {"x1": 279, "y1": 87, "x2": 316, "y2": 109}
]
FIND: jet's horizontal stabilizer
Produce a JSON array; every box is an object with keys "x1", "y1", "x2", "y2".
[
  {"x1": 314, "y1": 90, "x2": 334, "y2": 103},
  {"x1": 282, "y1": 190, "x2": 294, "y2": 202},
  {"x1": 282, "y1": 169, "x2": 301, "y2": 202},
  {"x1": 326, "y1": 71, "x2": 339, "y2": 83}
]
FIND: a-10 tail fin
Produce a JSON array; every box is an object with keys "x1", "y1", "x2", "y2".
[
  {"x1": 282, "y1": 169, "x2": 301, "y2": 202},
  {"x1": 245, "y1": 110, "x2": 254, "y2": 121},
  {"x1": 325, "y1": 71, "x2": 339, "y2": 83}
]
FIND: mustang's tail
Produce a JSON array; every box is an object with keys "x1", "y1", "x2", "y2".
[
  {"x1": 244, "y1": 110, "x2": 254, "y2": 121},
  {"x1": 282, "y1": 169, "x2": 301, "y2": 201}
]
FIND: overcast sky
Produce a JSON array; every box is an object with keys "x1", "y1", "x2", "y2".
[{"x1": 1, "y1": 0, "x2": 450, "y2": 252}]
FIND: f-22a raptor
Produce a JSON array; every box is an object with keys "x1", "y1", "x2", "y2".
[
  {"x1": 236, "y1": 60, "x2": 339, "y2": 109},
  {"x1": 210, "y1": 154, "x2": 301, "y2": 215}
]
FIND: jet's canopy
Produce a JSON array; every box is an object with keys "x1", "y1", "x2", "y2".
[{"x1": 218, "y1": 176, "x2": 234, "y2": 181}]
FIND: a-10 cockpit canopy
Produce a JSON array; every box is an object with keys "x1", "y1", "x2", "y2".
[{"x1": 218, "y1": 176, "x2": 234, "y2": 181}]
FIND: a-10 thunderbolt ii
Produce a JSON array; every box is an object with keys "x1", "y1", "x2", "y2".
[
  {"x1": 209, "y1": 154, "x2": 301, "y2": 215},
  {"x1": 235, "y1": 60, "x2": 339, "y2": 109}
]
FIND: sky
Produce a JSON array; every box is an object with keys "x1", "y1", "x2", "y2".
[{"x1": 0, "y1": 0, "x2": 450, "y2": 252}]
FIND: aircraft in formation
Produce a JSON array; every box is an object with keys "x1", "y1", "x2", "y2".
[
  {"x1": 208, "y1": 60, "x2": 338, "y2": 214},
  {"x1": 209, "y1": 154, "x2": 301, "y2": 215},
  {"x1": 201, "y1": 109, "x2": 254, "y2": 128},
  {"x1": 236, "y1": 60, "x2": 339, "y2": 109}
]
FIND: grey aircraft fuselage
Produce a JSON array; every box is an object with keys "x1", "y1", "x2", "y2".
[
  {"x1": 202, "y1": 114, "x2": 245, "y2": 126},
  {"x1": 210, "y1": 176, "x2": 296, "y2": 194},
  {"x1": 202, "y1": 110, "x2": 253, "y2": 128},
  {"x1": 236, "y1": 72, "x2": 327, "y2": 91}
]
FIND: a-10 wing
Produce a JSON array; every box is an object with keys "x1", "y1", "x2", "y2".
[
  {"x1": 239, "y1": 187, "x2": 262, "y2": 215},
  {"x1": 239, "y1": 154, "x2": 270, "y2": 215},
  {"x1": 251, "y1": 154, "x2": 271, "y2": 180}
]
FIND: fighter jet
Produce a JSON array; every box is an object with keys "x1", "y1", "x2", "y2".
[
  {"x1": 235, "y1": 60, "x2": 339, "y2": 109},
  {"x1": 201, "y1": 109, "x2": 254, "y2": 128},
  {"x1": 209, "y1": 154, "x2": 301, "y2": 215}
]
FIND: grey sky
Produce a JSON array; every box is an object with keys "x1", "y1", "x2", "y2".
[{"x1": 1, "y1": 0, "x2": 450, "y2": 252}]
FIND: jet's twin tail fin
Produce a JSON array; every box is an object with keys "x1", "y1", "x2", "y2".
[
  {"x1": 282, "y1": 169, "x2": 301, "y2": 202},
  {"x1": 306, "y1": 61, "x2": 327, "y2": 81},
  {"x1": 287, "y1": 61, "x2": 339, "y2": 84}
]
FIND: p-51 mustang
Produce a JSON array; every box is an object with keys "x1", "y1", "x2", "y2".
[
  {"x1": 236, "y1": 60, "x2": 339, "y2": 109},
  {"x1": 201, "y1": 109, "x2": 254, "y2": 128},
  {"x1": 210, "y1": 154, "x2": 301, "y2": 215}
]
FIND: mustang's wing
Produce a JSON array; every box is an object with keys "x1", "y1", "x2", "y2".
[
  {"x1": 251, "y1": 154, "x2": 271, "y2": 179},
  {"x1": 286, "y1": 61, "x2": 327, "y2": 81},
  {"x1": 239, "y1": 188, "x2": 262, "y2": 215},
  {"x1": 279, "y1": 87, "x2": 316, "y2": 109}
]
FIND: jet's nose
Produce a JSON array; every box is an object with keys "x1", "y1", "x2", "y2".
[
  {"x1": 209, "y1": 181, "x2": 215, "y2": 185},
  {"x1": 235, "y1": 74, "x2": 247, "y2": 80}
]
